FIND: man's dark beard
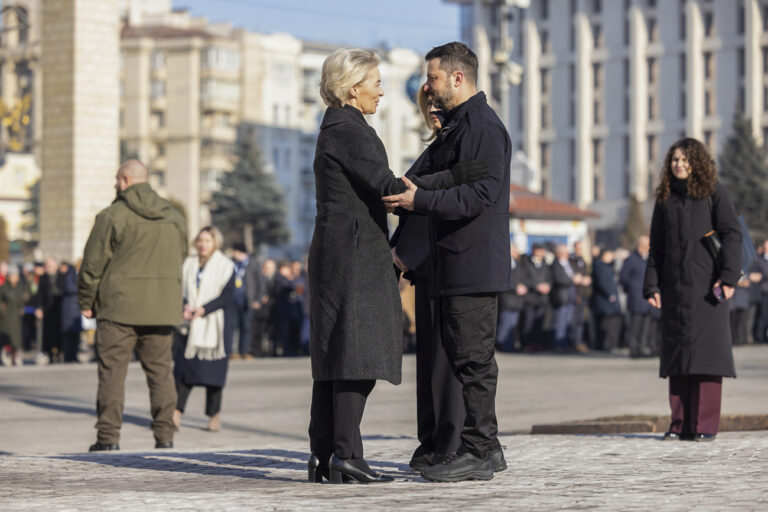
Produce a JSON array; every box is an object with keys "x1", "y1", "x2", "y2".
[{"x1": 429, "y1": 88, "x2": 453, "y2": 111}]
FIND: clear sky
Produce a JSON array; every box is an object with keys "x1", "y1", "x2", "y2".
[{"x1": 171, "y1": 0, "x2": 461, "y2": 53}]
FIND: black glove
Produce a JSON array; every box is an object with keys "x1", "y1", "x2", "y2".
[{"x1": 449, "y1": 159, "x2": 488, "y2": 185}]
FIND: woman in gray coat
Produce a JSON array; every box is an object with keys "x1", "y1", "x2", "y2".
[{"x1": 307, "y1": 48, "x2": 483, "y2": 484}]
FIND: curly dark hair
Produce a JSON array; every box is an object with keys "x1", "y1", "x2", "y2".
[{"x1": 655, "y1": 137, "x2": 718, "y2": 203}]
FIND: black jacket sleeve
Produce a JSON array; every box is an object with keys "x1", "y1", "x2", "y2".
[
  {"x1": 202, "y1": 273, "x2": 236, "y2": 314},
  {"x1": 643, "y1": 203, "x2": 664, "y2": 298}
]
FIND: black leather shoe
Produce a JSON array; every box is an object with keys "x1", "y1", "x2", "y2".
[
  {"x1": 155, "y1": 441, "x2": 173, "y2": 449},
  {"x1": 662, "y1": 432, "x2": 682, "y2": 441},
  {"x1": 328, "y1": 454, "x2": 394, "y2": 484},
  {"x1": 89, "y1": 442, "x2": 120, "y2": 452},
  {"x1": 693, "y1": 433, "x2": 716, "y2": 442},
  {"x1": 491, "y1": 447, "x2": 507, "y2": 472},
  {"x1": 308, "y1": 453, "x2": 329, "y2": 483},
  {"x1": 420, "y1": 449, "x2": 494, "y2": 482}
]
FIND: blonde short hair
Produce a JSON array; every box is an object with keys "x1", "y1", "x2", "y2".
[
  {"x1": 320, "y1": 48, "x2": 379, "y2": 108},
  {"x1": 194, "y1": 225, "x2": 223, "y2": 251}
]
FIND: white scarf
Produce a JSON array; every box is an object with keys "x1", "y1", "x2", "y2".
[{"x1": 182, "y1": 250, "x2": 234, "y2": 361}]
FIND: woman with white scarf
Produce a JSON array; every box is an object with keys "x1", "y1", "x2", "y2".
[{"x1": 173, "y1": 226, "x2": 235, "y2": 432}]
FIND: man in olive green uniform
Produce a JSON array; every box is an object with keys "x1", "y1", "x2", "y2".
[{"x1": 79, "y1": 160, "x2": 188, "y2": 451}]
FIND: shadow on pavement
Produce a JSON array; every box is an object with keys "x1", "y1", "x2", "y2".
[{"x1": 54, "y1": 448, "x2": 419, "y2": 483}]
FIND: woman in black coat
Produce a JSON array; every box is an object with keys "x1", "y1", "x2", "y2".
[
  {"x1": 307, "y1": 48, "x2": 479, "y2": 484},
  {"x1": 643, "y1": 138, "x2": 742, "y2": 442}
]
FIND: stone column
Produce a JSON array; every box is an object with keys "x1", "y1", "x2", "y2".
[{"x1": 40, "y1": 0, "x2": 119, "y2": 261}]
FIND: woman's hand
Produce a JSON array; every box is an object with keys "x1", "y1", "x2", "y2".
[
  {"x1": 648, "y1": 293, "x2": 661, "y2": 309},
  {"x1": 714, "y1": 280, "x2": 734, "y2": 300}
]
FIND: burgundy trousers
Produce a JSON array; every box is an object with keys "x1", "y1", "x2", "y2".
[{"x1": 668, "y1": 375, "x2": 723, "y2": 435}]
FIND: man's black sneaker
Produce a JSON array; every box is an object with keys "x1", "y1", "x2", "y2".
[
  {"x1": 420, "y1": 450, "x2": 494, "y2": 482},
  {"x1": 89, "y1": 442, "x2": 120, "y2": 452},
  {"x1": 155, "y1": 441, "x2": 174, "y2": 449},
  {"x1": 491, "y1": 447, "x2": 507, "y2": 472},
  {"x1": 409, "y1": 454, "x2": 432, "y2": 471}
]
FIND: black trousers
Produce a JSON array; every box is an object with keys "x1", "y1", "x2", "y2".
[
  {"x1": 413, "y1": 281, "x2": 464, "y2": 463},
  {"x1": 627, "y1": 313, "x2": 655, "y2": 357},
  {"x1": 522, "y1": 304, "x2": 547, "y2": 349},
  {"x1": 439, "y1": 293, "x2": 500, "y2": 457},
  {"x1": 596, "y1": 314, "x2": 622, "y2": 351},
  {"x1": 730, "y1": 308, "x2": 749, "y2": 346},
  {"x1": 176, "y1": 381, "x2": 223, "y2": 417},
  {"x1": 308, "y1": 379, "x2": 375, "y2": 460}
]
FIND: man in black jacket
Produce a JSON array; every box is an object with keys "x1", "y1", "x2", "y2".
[
  {"x1": 384, "y1": 41, "x2": 511, "y2": 482},
  {"x1": 497, "y1": 244, "x2": 527, "y2": 352},
  {"x1": 550, "y1": 244, "x2": 576, "y2": 351},
  {"x1": 520, "y1": 243, "x2": 552, "y2": 351}
]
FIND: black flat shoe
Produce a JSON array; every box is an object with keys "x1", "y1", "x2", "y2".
[
  {"x1": 308, "y1": 453, "x2": 329, "y2": 483},
  {"x1": 155, "y1": 441, "x2": 173, "y2": 449},
  {"x1": 662, "y1": 432, "x2": 682, "y2": 441},
  {"x1": 693, "y1": 433, "x2": 716, "y2": 442},
  {"x1": 89, "y1": 442, "x2": 120, "y2": 452},
  {"x1": 328, "y1": 454, "x2": 394, "y2": 484}
]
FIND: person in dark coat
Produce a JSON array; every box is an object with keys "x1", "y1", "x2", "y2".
[
  {"x1": 38, "y1": 257, "x2": 62, "y2": 363},
  {"x1": 569, "y1": 240, "x2": 591, "y2": 351},
  {"x1": 643, "y1": 138, "x2": 742, "y2": 441},
  {"x1": 619, "y1": 235, "x2": 659, "y2": 358},
  {"x1": 497, "y1": 243, "x2": 527, "y2": 352},
  {"x1": 390, "y1": 86, "x2": 472, "y2": 471},
  {"x1": 174, "y1": 227, "x2": 235, "y2": 433},
  {"x1": 0, "y1": 267, "x2": 29, "y2": 366},
  {"x1": 271, "y1": 261, "x2": 302, "y2": 357},
  {"x1": 750, "y1": 241, "x2": 768, "y2": 344},
  {"x1": 730, "y1": 275, "x2": 751, "y2": 346},
  {"x1": 520, "y1": 244, "x2": 552, "y2": 351},
  {"x1": 382, "y1": 42, "x2": 512, "y2": 482},
  {"x1": 251, "y1": 258, "x2": 275, "y2": 357},
  {"x1": 591, "y1": 248, "x2": 623, "y2": 351},
  {"x1": 550, "y1": 244, "x2": 576, "y2": 351},
  {"x1": 307, "y1": 48, "x2": 474, "y2": 484},
  {"x1": 57, "y1": 262, "x2": 81, "y2": 363},
  {"x1": 223, "y1": 243, "x2": 255, "y2": 359}
]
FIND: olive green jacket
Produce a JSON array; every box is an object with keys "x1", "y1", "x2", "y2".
[{"x1": 78, "y1": 183, "x2": 188, "y2": 326}]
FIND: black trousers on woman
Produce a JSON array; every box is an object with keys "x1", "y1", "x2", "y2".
[
  {"x1": 176, "y1": 381, "x2": 223, "y2": 417},
  {"x1": 308, "y1": 379, "x2": 375, "y2": 460}
]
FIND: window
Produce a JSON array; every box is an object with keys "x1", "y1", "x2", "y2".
[
  {"x1": 570, "y1": 98, "x2": 576, "y2": 126},
  {"x1": 624, "y1": 59, "x2": 630, "y2": 86},
  {"x1": 151, "y1": 110, "x2": 165, "y2": 130},
  {"x1": 594, "y1": 100, "x2": 602, "y2": 124},
  {"x1": 201, "y1": 46, "x2": 241, "y2": 71},
  {"x1": 705, "y1": 90, "x2": 712, "y2": 116},
  {"x1": 740, "y1": 85, "x2": 746, "y2": 113},
  {"x1": 593, "y1": 0, "x2": 602, "y2": 14},
  {"x1": 150, "y1": 50, "x2": 165, "y2": 70},
  {"x1": 541, "y1": 68, "x2": 549, "y2": 94},
  {"x1": 764, "y1": 86, "x2": 768, "y2": 112},
  {"x1": 201, "y1": 79, "x2": 241, "y2": 103},
  {"x1": 680, "y1": 89, "x2": 687, "y2": 117},
  {"x1": 569, "y1": 65, "x2": 576, "y2": 91},
  {"x1": 646, "y1": 0, "x2": 656, "y2": 7},
  {"x1": 737, "y1": 5, "x2": 745, "y2": 35},
  {"x1": 593, "y1": 138, "x2": 602, "y2": 165},
  {"x1": 647, "y1": 17, "x2": 658, "y2": 43},
  {"x1": 150, "y1": 79, "x2": 165, "y2": 99},
  {"x1": 155, "y1": 143, "x2": 165, "y2": 158},
  {"x1": 763, "y1": 47, "x2": 768, "y2": 74},
  {"x1": 648, "y1": 58, "x2": 656, "y2": 85},
  {"x1": 541, "y1": 29, "x2": 550, "y2": 54},
  {"x1": 540, "y1": 142, "x2": 550, "y2": 169},
  {"x1": 648, "y1": 94, "x2": 656, "y2": 121},
  {"x1": 593, "y1": 63, "x2": 602, "y2": 89},
  {"x1": 624, "y1": 18, "x2": 630, "y2": 46},
  {"x1": 593, "y1": 23, "x2": 603, "y2": 48},
  {"x1": 541, "y1": 0, "x2": 549, "y2": 19},
  {"x1": 542, "y1": 104, "x2": 550, "y2": 128},
  {"x1": 594, "y1": 173, "x2": 604, "y2": 201},
  {"x1": 680, "y1": 54, "x2": 687, "y2": 82},
  {"x1": 624, "y1": 94, "x2": 630, "y2": 123},
  {"x1": 680, "y1": 5, "x2": 686, "y2": 40},
  {"x1": 704, "y1": 52, "x2": 713, "y2": 80},
  {"x1": 704, "y1": 11, "x2": 714, "y2": 38},
  {"x1": 739, "y1": 48, "x2": 745, "y2": 78},
  {"x1": 571, "y1": 0, "x2": 578, "y2": 15},
  {"x1": 623, "y1": 135, "x2": 630, "y2": 164},
  {"x1": 648, "y1": 134, "x2": 656, "y2": 162},
  {"x1": 704, "y1": 130, "x2": 715, "y2": 152}
]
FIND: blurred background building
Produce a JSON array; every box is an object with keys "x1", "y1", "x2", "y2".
[{"x1": 448, "y1": 0, "x2": 768, "y2": 245}]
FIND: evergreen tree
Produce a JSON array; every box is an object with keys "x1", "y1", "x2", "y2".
[
  {"x1": 209, "y1": 136, "x2": 290, "y2": 250},
  {"x1": 718, "y1": 111, "x2": 768, "y2": 240},
  {"x1": 0, "y1": 216, "x2": 9, "y2": 262},
  {"x1": 621, "y1": 195, "x2": 647, "y2": 249}
]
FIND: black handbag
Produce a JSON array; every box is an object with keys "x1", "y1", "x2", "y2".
[{"x1": 703, "y1": 197, "x2": 756, "y2": 276}]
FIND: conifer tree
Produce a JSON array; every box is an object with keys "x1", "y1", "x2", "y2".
[
  {"x1": 621, "y1": 195, "x2": 646, "y2": 249},
  {"x1": 718, "y1": 111, "x2": 768, "y2": 240},
  {"x1": 209, "y1": 137, "x2": 290, "y2": 250}
]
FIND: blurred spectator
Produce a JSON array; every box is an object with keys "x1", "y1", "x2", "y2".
[
  {"x1": 752, "y1": 240, "x2": 768, "y2": 344},
  {"x1": 591, "y1": 248, "x2": 623, "y2": 352},
  {"x1": 252, "y1": 258, "x2": 276, "y2": 356},
  {"x1": 38, "y1": 257, "x2": 62, "y2": 363},
  {"x1": 271, "y1": 261, "x2": 303, "y2": 356},
  {"x1": 58, "y1": 262, "x2": 81, "y2": 362},
  {"x1": 619, "y1": 235, "x2": 658, "y2": 358},
  {"x1": 0, "y1": 262, "x2": 8, "y2": 286},
  {"x1": 292, "y1": 260, "x2": 310, "y2": 354},
  {"x1": 0, "y1": 266, "x2": 29, "y2": 366},
  {"x1": 730, "y1": 274, "x2": 752, "y2": 346},
  {"x1": 569, "y1": 240, "x2": 591, "y2": 350},
  {"x1": 550, "y1": 244, "x2": 577, "y2": 352},
  {"x1": 21, "y1": 263, "x2": 39, "y2": 352},
  {"x1": 224, "y1": 243, "x2": 256, "y2": 360},
  {"x1": 496, "y1": 243, "x2": 527, "y2": 352},
  {"x1": 521, "y1": 243, "x2": 552, "y2": 351}
]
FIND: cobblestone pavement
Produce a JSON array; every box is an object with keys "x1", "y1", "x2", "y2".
[{"x1": 1, "y1": 346, "x2": 767, "y2": 510}]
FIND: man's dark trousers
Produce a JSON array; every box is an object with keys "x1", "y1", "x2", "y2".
[
  {"x1": 224, "y1": 302, "x2": 253, "y2": 356},
  {"x1": 439, "y1": 293, "x2": 500, "y2": 457},
  {"x1": 414, "y1": 281, "x2": 464, "y2": 463}
]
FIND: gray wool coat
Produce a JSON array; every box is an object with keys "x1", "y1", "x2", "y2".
[{"x1": 309, "y1": 105, "x2": 454, "y2": 384}]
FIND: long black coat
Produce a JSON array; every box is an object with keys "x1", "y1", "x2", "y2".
[
  {"x1": 643, "y1": 184, "x2": 742, "y2": 378},
  {"x1": 309, "y1": 105, "x2": 447, "y2": 384}
]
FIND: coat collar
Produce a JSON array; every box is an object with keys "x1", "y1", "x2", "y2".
[
  {"x1": 442, "y1": 91, "x2": 487, "y2": 130},
  {"x1": 319, "y1": 104, "x2": 368, "y2": 130}
]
